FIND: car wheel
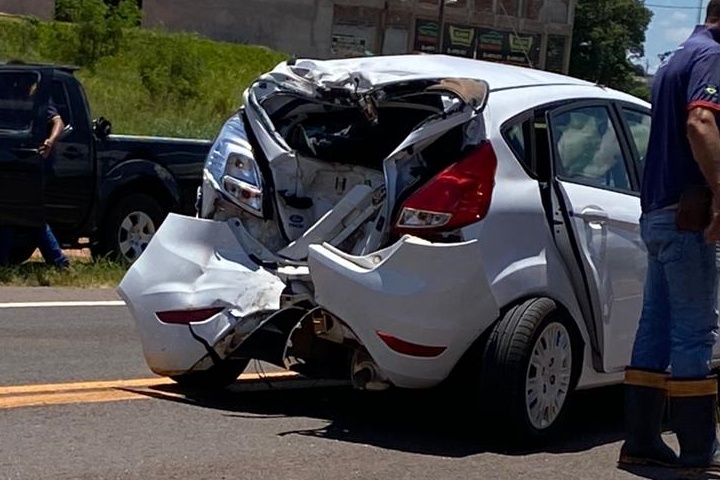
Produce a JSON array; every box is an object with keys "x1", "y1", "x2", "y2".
[
  {"x1": 170, "y1": 359, "x2": 250, "y2": 390},
  {"x1": 479, "y1": 297, "x2": 578, "y2": 443},
  {"x1": 93, "y1": 193, "x2": 166, "y2": 264}
]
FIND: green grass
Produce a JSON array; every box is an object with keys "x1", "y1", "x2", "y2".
[
  {"x1": 0, "y1": 258, "x2": 127, "y2": 287},
  {"x1": 0, "y1": 15, "x2": 289, "y2": 138}
]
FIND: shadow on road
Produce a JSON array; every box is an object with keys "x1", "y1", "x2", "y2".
[{"x1": 124, "y1": 379, "x2": 637, "y2": 457}]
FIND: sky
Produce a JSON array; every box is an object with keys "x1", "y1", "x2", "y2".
[{"x1": 642, "y1": 0, "x2": 706, "y2": 74}]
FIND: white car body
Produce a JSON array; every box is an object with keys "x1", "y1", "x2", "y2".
[{"x1": 118, "y1": 54, "x2": 720, "y2": 438}]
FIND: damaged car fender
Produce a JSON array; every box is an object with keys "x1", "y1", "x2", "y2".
[
  {"x1": 117, "y1": 213, "x2": 286, "y2": 376},
  {"x1": 307, "y1": 235, "x2": 499, "y2": 389}
]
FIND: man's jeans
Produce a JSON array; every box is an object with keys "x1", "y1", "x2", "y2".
[
  {"x1": 0, "y1": 224, "x2": 69, "y2": 268},
  {"x1": 630, "y1": 208, "x2": 719, "y2": 378}
]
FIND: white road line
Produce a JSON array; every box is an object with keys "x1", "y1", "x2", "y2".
[{"x1": 0, "y1": 300, "x2": 126, "y2": 309}]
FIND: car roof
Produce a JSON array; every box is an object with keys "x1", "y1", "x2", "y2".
[{"x1": 284, "y1": 54, "x2": 595, "y2": 92}]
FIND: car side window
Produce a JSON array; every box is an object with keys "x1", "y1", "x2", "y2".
[
  {"x1": 621, "y1": 108, "x2": 650, "y2": 178},
  {"x1": 0, "y1": 71, "x2": 40, "y2": 133},
  {"x1": 51, "y1": 79, "x2": 73, "y2": 126},
  {"x1": 551, "y1": 105, "x2": 631, "y2": 191},
  {"x1": 503, "y1": 118, "x2": 533, "y2": 174}
]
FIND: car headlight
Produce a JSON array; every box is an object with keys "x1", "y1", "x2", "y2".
[{"x1": 205, "y1": 113, "x2": 264, "y2": 217}]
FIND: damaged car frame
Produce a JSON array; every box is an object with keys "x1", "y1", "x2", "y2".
[{"x1": 119, "y1": 54, "x2": 720, "y2": 440}]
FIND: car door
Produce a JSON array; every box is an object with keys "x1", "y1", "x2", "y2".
[
  {"x1": 546, "y1": 101, "x2": 647, "y2": 374},
  {"x1": 0, "y1": 67, "x2": 52, "y2": 227},
  {"x1": 44, "y1": 74, "x2": 94, "y2": 230}
]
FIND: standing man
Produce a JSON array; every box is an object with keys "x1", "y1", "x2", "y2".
[
  {"x1": 0, "y1": 60, "x2": 70, "y2": 270},
  {"x1": 618, "y1": 0, "x2": 720, "y2": 471}
]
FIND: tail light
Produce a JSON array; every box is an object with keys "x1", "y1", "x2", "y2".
[
  {"x1": 393, "y1": 141, "x2": 498, "y2": 236},
  {"x1": 156, "y1": 307, "x2": 224, "y2": 325}
]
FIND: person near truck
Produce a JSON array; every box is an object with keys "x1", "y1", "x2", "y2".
[
  {"x1": 618, "y1": 0, "x2": 720, "y2": 471},
  {"x1": 0, "y1": 60, "x2": 70, "y2": 270}
]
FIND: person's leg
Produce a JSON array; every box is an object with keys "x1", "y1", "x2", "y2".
[
  {"x1": 0, "y1": 225, "x2": 14, "y2": 266},
  {"x1": 36, "y1": 224, "x2": 69, "y2": 269},
  {"x1": 620, "y1": 211, "x2": 676, "y2": 466},
  {"x1": 665, "y1": 226, "x2": 720, "y2": 470}
]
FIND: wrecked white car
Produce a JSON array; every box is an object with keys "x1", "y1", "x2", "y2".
[{"x1": 119, "y1": 54, "x2": 694, "y2": 440}]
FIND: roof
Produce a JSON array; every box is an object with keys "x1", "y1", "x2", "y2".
[
  {"x1": 280, "y1": 54, "x2": 594, "y2": 92},
  {"x1": 0, "y1": 61, "x2": 80, "y2": 74}
]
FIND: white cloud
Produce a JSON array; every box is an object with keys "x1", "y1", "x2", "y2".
[
  {"x1": 664, "y1": 26, "x2": 694, "y2": 44},
  {"x1": 658, "y1": 11, "x2": 690, "y2": 28}
]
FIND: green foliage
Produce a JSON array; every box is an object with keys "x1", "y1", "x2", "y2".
[
  {"x1": 570, "y1": 0, "x2": 653, "y2": 92},
  {"x1": 0, "y1": 15, "x2": 288, "y2": 139},
  {"x1": 138, "y1": 33, "x2": 203, "y2": 102},
  {"x1": 54, "y1": 0, "x2": 142, "y2": 67}
]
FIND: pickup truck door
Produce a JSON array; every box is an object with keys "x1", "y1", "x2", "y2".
[
  {"x1": 0, "y1": 67, "x2": 52, "y2": 227},
  {"x1": 44, "y1": 74, "x2": 95, "y2": 230}
]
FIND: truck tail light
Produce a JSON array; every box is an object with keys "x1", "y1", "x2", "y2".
[{"x1": 393, "y1": 141, "x2": 498, "y2": 236}]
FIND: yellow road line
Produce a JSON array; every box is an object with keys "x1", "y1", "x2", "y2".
[
  {"x1": 0, "y1": 371, "x2": 297, "y2": 396},
  {"x1": 0, "y1": 371, "x2": 300, "y2": 410}
]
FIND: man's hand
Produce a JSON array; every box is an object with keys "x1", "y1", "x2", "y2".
[
  {"x1": 38, "y1": 138, "x2": 53, "y2": 158},
  {"x1": 705, "y1": 211, "x2": 720, "y2": 242}
]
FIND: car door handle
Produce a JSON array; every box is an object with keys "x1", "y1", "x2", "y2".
[
  {"x1": 64, "y1": 147, "x2": 82, "y2": 160},
  {"x1": 576, "y1": 208, "x2": 609, "y2": 223},
  {"x1": 11, "y1": 147, "x2": 40, "y2": 156}
]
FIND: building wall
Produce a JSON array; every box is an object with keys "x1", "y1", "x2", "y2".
[
  {"x1": 0, "y1": 0, "x2": 54, "y2": 20},
  {"x1": 142, "y1": 0, "x2": 575, "y2": 73}
]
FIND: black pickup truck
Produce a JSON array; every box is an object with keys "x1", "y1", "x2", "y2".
[{"x1": 0, "y1": 63, "x2": 211, "y2": 263}]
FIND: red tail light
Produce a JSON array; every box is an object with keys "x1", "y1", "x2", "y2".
[
  {"x1": 156, "y1": 307, "x2": 224, "y2": 325},
  {"x1": 393, "y1": 141, "x2": 498, "y2": 236}
]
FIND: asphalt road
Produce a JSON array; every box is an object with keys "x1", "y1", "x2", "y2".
[{"x1": 0, "y1": 288, "x2": 702, "y2": 480}]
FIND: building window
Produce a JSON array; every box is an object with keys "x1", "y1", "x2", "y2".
[
  {"x1": 331, "y1": 5, "x2": 381, "y2": 57},
  {"x1": 474, "y1": 0, "x2": 494, "y2": 14},
  {"x1": 495, "y1": 0, "x2": 518, "y2": 17},
  {"x1": 545, "y1": 34, "x2": 568, "y2": 73},
  {"x1": 523, "y1": 0, "x2": 569, "y2": 23}
]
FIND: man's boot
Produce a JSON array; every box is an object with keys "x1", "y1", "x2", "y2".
[
  {"x1": 618, "y1": 368, "x2": 678, "y2": 467},
  {"x1": 669, "y1": 376, "x2": 720, "y2": 471}
]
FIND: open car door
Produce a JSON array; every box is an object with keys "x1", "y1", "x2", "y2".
[
  {"x1": 545, "y1": 101, "x2": 646, "y2": 374},
  {"x1": 0, "y1": 66, "x2": 52, "y2": 227}
]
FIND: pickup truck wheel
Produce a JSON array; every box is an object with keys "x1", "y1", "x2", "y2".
[
  {"x1": 477, "y1": 298, "x2": 578, "y2": 444},
  {"x1": 94, "y1": 193, "x2": 166, "y2": 264},
  {"x1": 170, "y1": 359, "x2": 250, "y2": 391}
]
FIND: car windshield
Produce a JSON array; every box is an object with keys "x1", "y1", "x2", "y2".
[{"x1": 0, "y1": 71, "x2": 40, "y2": 133}]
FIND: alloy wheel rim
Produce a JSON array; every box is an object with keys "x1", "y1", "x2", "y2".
[{"x1": 118, "y1": 211, "x2": 155, "y2": 262}]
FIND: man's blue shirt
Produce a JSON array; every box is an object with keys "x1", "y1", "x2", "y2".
[{"x1": 641, "y1": 26, "x2": 720, "y2": 213}]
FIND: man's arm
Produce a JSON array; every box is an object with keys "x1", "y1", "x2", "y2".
[
  {"x1": 686, "y1": 51, "x2": 720, "y2": 240},
  {"x1": 39, "y1": 101, "x2": 64, "y2": 158},
  {"x1": 687, "y1": 107, "x2": 720, "y2": 210}
]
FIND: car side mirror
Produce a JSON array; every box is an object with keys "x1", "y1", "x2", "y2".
[
  {"x1": 93, "y1": 117, "x2": 112, "y2": 139},
  {"x1": 59, "y1": 123, "x2": 73, "y2": 140}
]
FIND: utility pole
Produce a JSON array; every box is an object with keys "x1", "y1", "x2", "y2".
[{"x1": 437, "y1": 0, "x2": 446, "y2": 54}]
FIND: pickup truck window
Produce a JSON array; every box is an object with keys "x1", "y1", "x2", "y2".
[
  {"x1": 51, "y1": 79, "x2": 73, "y2": 126},
  {"x1": 0, "y1": 71, "x2": 40, "y2": 132}
]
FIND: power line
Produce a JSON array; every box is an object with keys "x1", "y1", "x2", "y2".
[{"x1": 645, "y1": 3, "x2": 702, "y2": 8}]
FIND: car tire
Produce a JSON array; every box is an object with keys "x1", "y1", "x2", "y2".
[
  {"x1": 92, "y1": 193, "x2": 166, "y2": 264},
  {"x1": 478, "y1": 297, "x2": 578, "y2": 443},
  {"x1": 170, "y1": 358, "x2": 250, "y2": 390}
]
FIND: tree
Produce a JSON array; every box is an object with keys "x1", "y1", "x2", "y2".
[{"x1": 569, "y1": 0, "x2": 653, "y2": 92}]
